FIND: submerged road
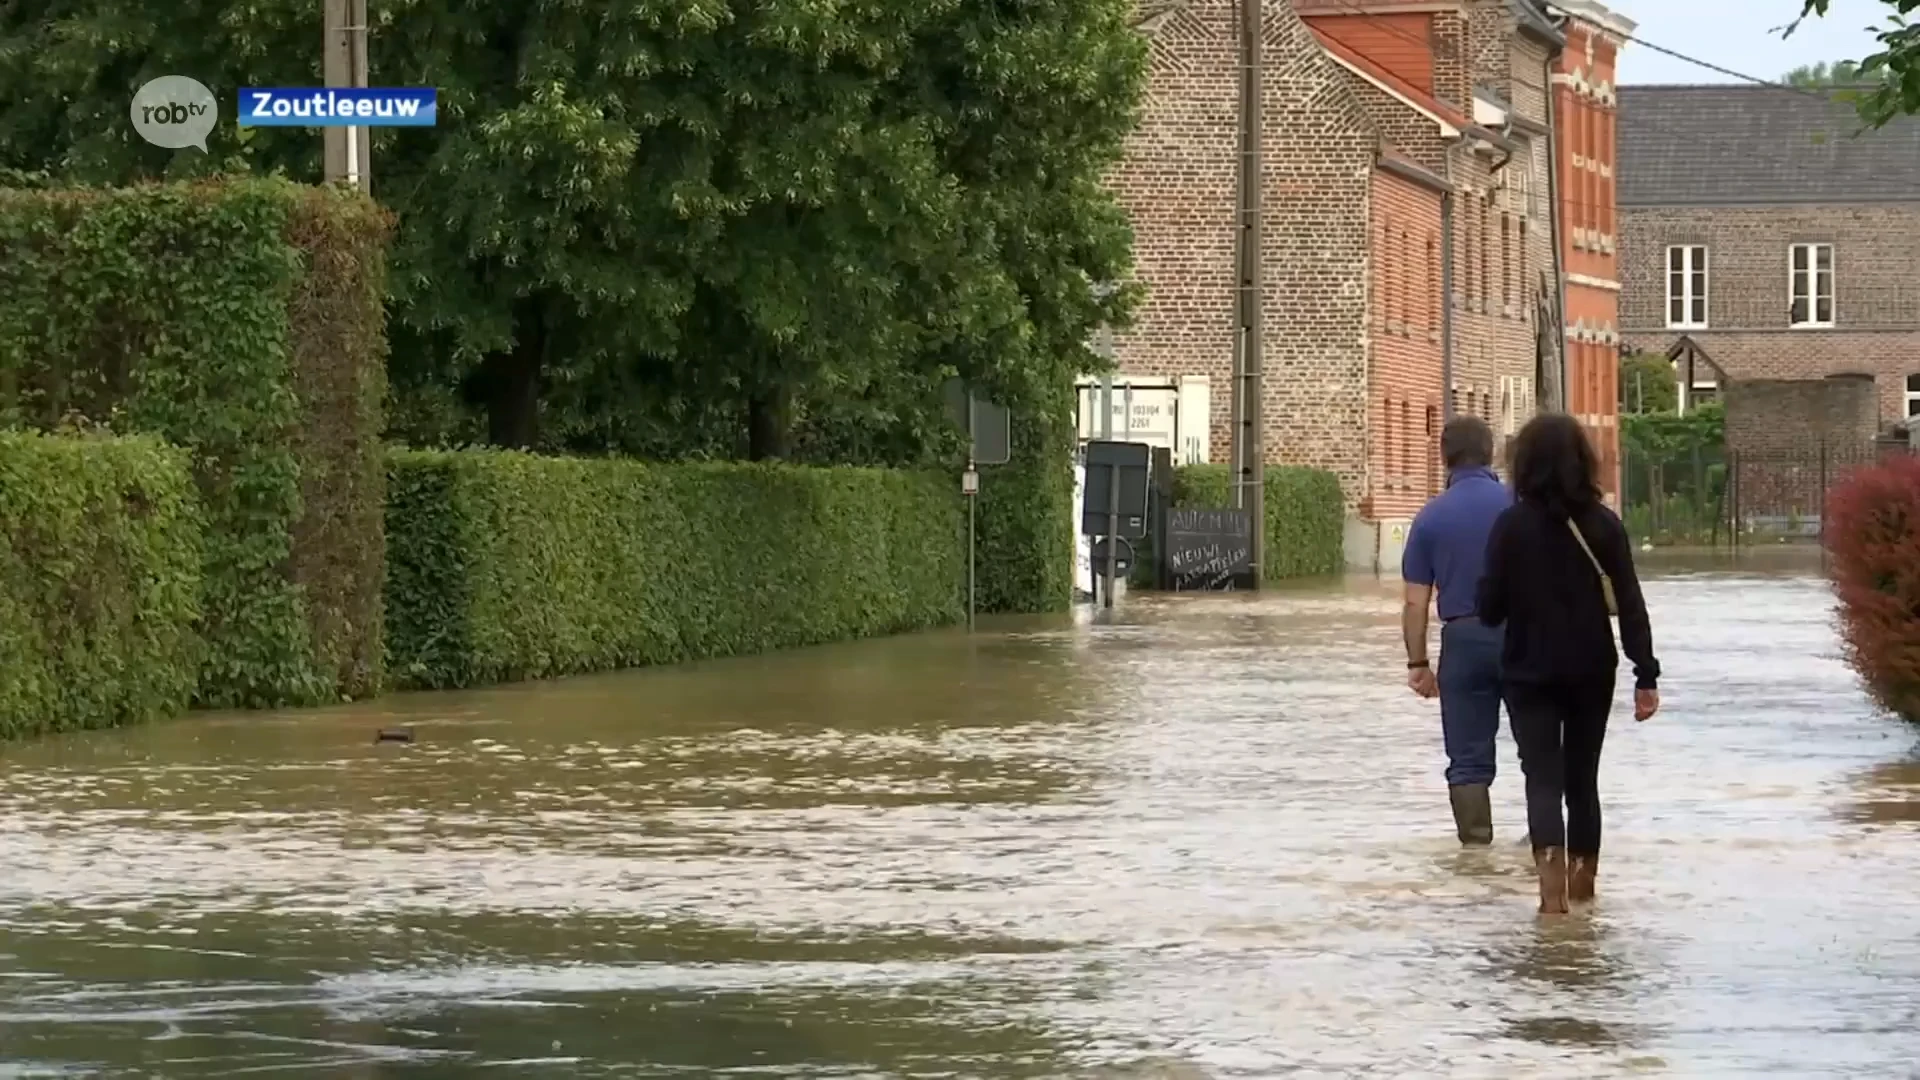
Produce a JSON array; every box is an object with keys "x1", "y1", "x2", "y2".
[{"x1": 1, "y1": 552, "x2": 1916, "y2": 1076}]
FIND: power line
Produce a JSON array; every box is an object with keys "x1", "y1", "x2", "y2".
[
  {"x1": 1308, "y1": 0, "x2": 1876, "y2": 194},
  {"x1": 1537, "y1": 0, "x2": 1853, "y2": 102}
]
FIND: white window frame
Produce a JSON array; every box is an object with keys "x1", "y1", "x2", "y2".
[
  {"x1": 1789, "y1": 242, "x2": 1835, "y2": 328},
  {"x1": 1906, "y1": 374, "x2": 1920, "y2": 419},
  {"x1": 1499, "y1": 375, "x2": 1533, "y2": 436},
  {"x1": 1665, "y1": 245, "x2": 1708, "y2": 329}
]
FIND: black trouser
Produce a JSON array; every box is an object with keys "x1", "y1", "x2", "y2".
[{"x1": 1504, "y1": 676, "x2": 1614, "y2": 856}]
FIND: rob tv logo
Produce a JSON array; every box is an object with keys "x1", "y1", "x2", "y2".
[
  {"x1": 141, "y1": 100, "x2": 210, "y2": 126},
  {"x1": 130, "y1": 75, "x2": 220, "y2": 152}
]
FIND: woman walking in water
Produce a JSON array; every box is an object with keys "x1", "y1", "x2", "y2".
[{"x1": 1476, "y1": 413, "x2": 1660, "y2": 914}]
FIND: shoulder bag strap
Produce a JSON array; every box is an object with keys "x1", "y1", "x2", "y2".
[{"x1": 1565, "y1": 518, "x2": 1619, "y2": 617}]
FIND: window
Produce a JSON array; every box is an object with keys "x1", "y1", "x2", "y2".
[
  {"x1": 1499, "y1": 375, "x2": 1533, "y2": 436},
  {"x1": 1427, "y1": 236, "x2": 1439, "y2": 330},
  {"x1": 1666, "y1": 245, "x2": 1707, "y2": 328},
  {"x1": 1384, "y1": 395, "x2": 1397, "y2": 485},
  {"x1": 1501, "y1": 214, "x2": 1512, "y2": 311},
  {"x1": 1907, "y1": 374, "x2": 1920, "y2": 418},
  {"x1": 1399, "y1": 400, "x2": 1410, "y2": 478},
  {"x1": 1790, "y1": 242, "x2": 1834, "y2": 327},
  {"x1": 1426, "y1": 405, "x2": 1441, "y2": 495},
  {"x1": 1479, "y1": 199, "x2": 1491, "y2": 307},
  {"x1": 1466, "y1": 199, "x2": 1482, "y2": 307}
]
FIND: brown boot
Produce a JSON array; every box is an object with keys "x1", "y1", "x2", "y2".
[
  {"x1": 1448, "y1": 784, "x2": 1494, "y2": 846},
  {"x1": 1568, "y1": 854, "x2": 1597, "y2": 904},
  {"x1": 1535, "y1": 847, "x2": 1569, "y2": 914}
]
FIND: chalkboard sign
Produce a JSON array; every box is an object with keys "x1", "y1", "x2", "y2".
[{"x1": 1160, "y1": 507, "x2": 1253, "y2": 591}]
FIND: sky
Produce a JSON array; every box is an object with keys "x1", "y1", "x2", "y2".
[{"x1": 1601, "y1": 0, "x2": 1892, "y2": 84}]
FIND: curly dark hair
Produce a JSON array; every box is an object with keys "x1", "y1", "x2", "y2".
[{"x1": 1509, "y1": 411, "x2": 1600, "y2": 515}]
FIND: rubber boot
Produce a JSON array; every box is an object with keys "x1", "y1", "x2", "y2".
[
  {"x1": 1448, "y1": 783, "x2": 1494, "y2": 846},
  {"x1": 1535, "y1": 847, "x2": 1569, "y2": 914},
  {"x1": 1568, "y1": 854, "x2": 1598, "y2": 905}
]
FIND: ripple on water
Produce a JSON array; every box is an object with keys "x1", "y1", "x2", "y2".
[{"x1": 0, "y1": 562, "x2": 1917, "y2": 1076}]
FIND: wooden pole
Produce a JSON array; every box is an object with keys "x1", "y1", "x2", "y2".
[{"x1": 1234, "y1": 0, "x2": 1266, "y2": 584}]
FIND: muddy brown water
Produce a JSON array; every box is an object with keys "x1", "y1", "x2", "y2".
[{"x1": 1, "y1": 552, "x2": 1917, "y2": 1077}]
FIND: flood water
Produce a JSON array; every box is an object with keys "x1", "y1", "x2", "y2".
[{"x1": 2, "y1": 552, "x2": 1918, "y2": 1077}]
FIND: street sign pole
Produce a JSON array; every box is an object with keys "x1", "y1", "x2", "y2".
[
  {"x1": 964, "y1": 457, "x2": 979, "y2": 629},
  {"x1": 1104, "y1": 460, "x2": 1121, "y2": 610}
]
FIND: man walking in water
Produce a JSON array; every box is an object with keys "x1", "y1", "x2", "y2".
[{"x1": 1400, "y1": 416, "x2": 1512, "y2": 845}]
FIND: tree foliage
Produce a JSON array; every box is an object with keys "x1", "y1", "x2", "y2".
[
  {"x1": 1790, "y1": 1, "x2": 1920, "y2": 124},
  {"x1": 1781, "y1": 59, "x2": 1888, "y2": 86},
  {"x1": 1619, "y1": 352, "x2": 1678, "y2": 415},
  {"x1": 1621, "y1": 398, "x2": 1722, "y2": 464},
  {"x1": 1824, "y1": 452, "x2": 1920, "y2": 724},
  {"x1": 0, "y1": 0, "x2": 1145, "y2": 461}
]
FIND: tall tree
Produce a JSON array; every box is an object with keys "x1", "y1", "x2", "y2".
[
  {"x1": 1618, "y1": 353, "x2": 1678, "y2": 415},
  {"x1": 1790, "y1": 1, "x2": 1920, "y2": 124},
  {"x1": 0, "y1": 0, "x2": 1144, "y2": 459}
]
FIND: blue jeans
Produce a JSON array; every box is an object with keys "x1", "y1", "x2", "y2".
[{"x1": 1437, "y1": 618, "x2": 1504, "y2": 786}]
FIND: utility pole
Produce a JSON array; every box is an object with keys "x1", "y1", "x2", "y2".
[
  {"x1": 322, "y1": 0, "x2": 371, "y2": 190},
  {"x1": 1233, "y1": 0, "x2": 1267, "y2": 584}
]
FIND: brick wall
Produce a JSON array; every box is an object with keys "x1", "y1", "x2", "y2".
[
  {"x1": 1467, "y1": 0, "x2": 1509, "y2": 86},
  {"x1": 1509, "y1": 36, "x2": 1550, "y2": 119},
  {"x1": 1725, "y1": 376, "x2": 1879, "y2": 457},
  {"x1": 1448, "y1": 142, "x2": 1539, "y2": 443},
  {"x1": 1305, "y1": 3, "x2": 1544, "y2": 468},
  {"x1": 1431, "y1": 10, "x2": 1471, "y2": 108},
  {"x1": 1460, "y1": 2, "x2": 1549, "y2": 444},
  {"x1": 1371, "y1": 168, "x2": 1447, "y2": 518},
  {"x1": 1110, "y1": 0, "x2": 1381, "y2": 512},
  {"x1": 1724, "y1": 375, "x2": 1880, "y2": 519},
  {"x1": 1556, "y1": 14, "x2": 1624, "y2": 499},
  {"x1": 1108, "y1": 0, "x2": 1238, "y2": 451},
  {"x1": 1620, "y1": 203, "x2": 1920, "y2": 424},
  {"x1": 1259, "y1": 9, "x2": 1379, "y2": 506}
]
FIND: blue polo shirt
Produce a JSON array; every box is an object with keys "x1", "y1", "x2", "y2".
[{"x1": 1401, "y1": 466, "x2": 1512, "y2": 621}]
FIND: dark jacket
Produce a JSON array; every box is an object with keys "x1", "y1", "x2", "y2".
[{"x1": 1475, "y1": 498, "x2": 1660, "y2": 690}]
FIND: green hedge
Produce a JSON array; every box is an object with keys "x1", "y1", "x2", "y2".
[
  {"x1": 0, "y1": 431, "x2": 202, "y2": 740},
  {"x1": 386, "y1": 451, "x2": 966, "y2": 689},
  {"x1": 974, "y1": 406, "x2": 1076, "y2": 613},
  {"x1": 1166, "y1": 463, "x2": 1345, "y2": 581},
  {"x1": 0, "y1": 180, "x2": 390, "y2": 707}
]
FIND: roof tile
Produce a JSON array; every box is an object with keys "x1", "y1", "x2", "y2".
[{"x1": 1618, "y1": 85, "x2": 1920, "y2": 205}]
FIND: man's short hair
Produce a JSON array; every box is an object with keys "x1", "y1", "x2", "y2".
[{"x1": 1440, "y1": 415, "x2": 1494, "y2": 470}]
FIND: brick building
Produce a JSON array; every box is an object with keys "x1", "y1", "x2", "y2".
[
  {"x1": 1549, "y1": 0, "x2": 1633, "y2": 501},
  {"x1": 1111, "y1": 0, "x2": 1569, "y2": 569},
  {"x1": 1618, "y1": 85, "x2": 1920, "y2": 448}
]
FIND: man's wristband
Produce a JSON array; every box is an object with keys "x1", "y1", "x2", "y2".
[{"x1": 1407, "y1": 659, "x2": 1428, "y2": 669}]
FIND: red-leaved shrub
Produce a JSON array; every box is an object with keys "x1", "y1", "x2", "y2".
[{"x1": 1825, "y1": 453, "x2": 1920, "y2": 723}]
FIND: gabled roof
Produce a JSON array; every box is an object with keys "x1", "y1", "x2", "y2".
[
  {"x1": 1309, "y1": 25, "x2": 1469, "y2": 132},
  {"x1": 1618, "y1": 84, "x2": 1920, "y2": 206}
]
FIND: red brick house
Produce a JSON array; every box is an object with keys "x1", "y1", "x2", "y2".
[
  {"x1": 1110, "y1": 0, "x2": 1567, "y2": 568},
  {"x1": 1550, "y1": 0, "x2": 1633, "y2": 503}
]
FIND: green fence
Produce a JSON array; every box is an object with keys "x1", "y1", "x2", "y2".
[
  {"x1": 1619, "y1": 405, "x2": 1728, "y2": 546},
  {"x1": 1621, "y1": 437, "x2": 1729, "y2": 545}
]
